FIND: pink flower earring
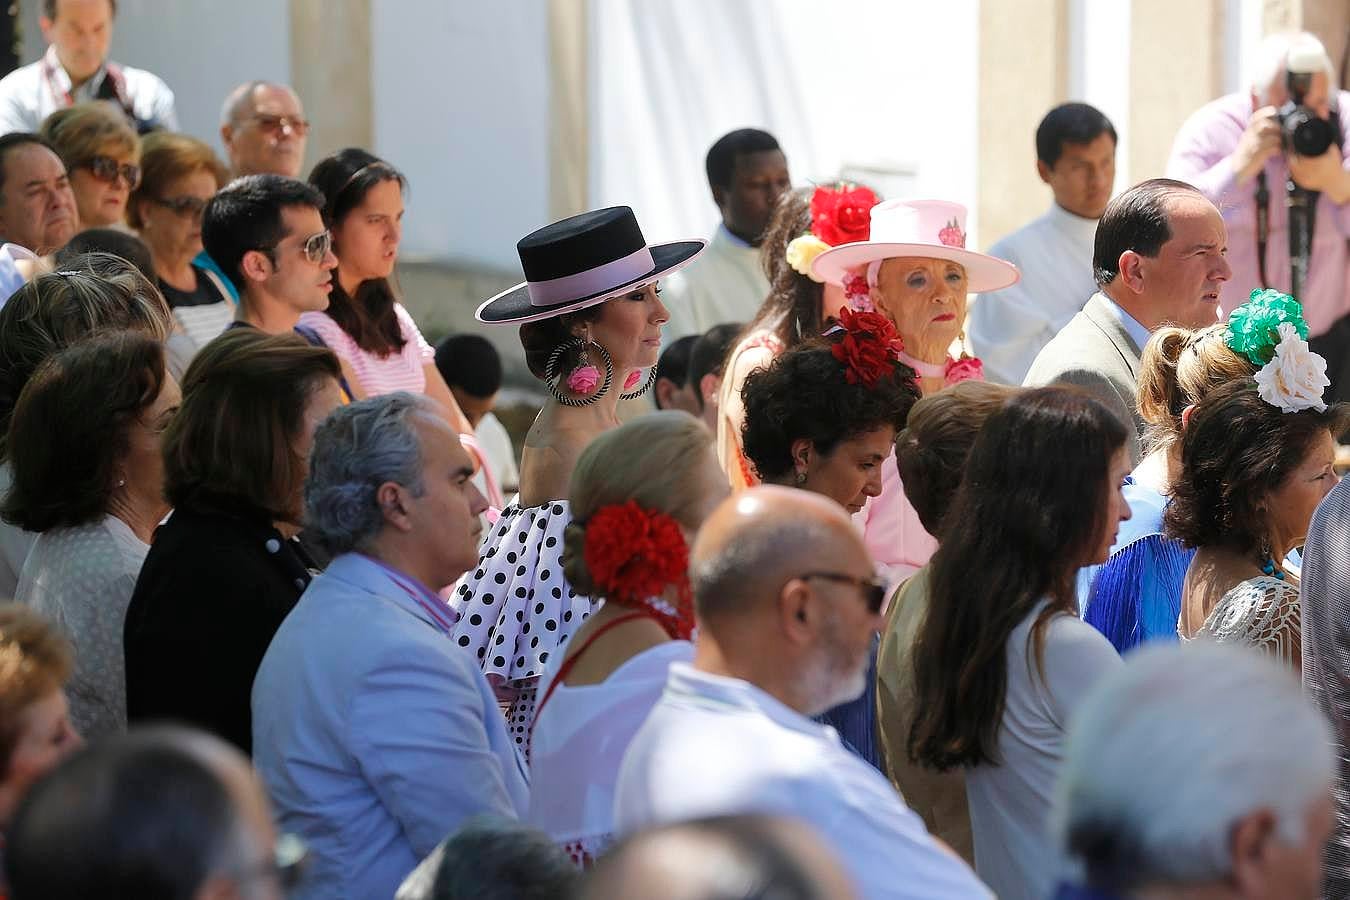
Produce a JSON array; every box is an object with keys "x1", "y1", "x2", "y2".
[{"x1": 545, "y1": 334, "x2": 613, "y2": 406}]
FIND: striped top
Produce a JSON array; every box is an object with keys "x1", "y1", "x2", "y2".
[{"x1": 299, "y1": 303, "x2": 434, "y2": 397}]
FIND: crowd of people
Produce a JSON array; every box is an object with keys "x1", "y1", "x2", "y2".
[{"x1": 0, "y1": 1, "x2": 1347, "y2": 898}]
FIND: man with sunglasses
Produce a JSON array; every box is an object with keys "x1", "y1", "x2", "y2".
[
  {"x1": 6, "y1": 725, "x2": 305, "y2": 899},
  {"x1": 0, "y1": 0, "x2": 177, "y2": 136},
  {"x1": 614, "y1": 486, "x2": 990, "y2": 899},
  {"x1": 220, "y1": 81, "x2": 309, "y2": 180}
]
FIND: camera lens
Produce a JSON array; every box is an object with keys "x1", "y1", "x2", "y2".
[{"x1": 1284, "y1": 108, "x2": 1337, "y2": 156}]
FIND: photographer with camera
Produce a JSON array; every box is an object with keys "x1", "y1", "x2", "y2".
[{"x1": 1167, "y1": 31, "x2": 1350, "y2": 399}]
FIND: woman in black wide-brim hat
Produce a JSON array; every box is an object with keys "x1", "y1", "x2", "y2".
[{"x1": 449, "y1": 207, "x2": 705, "y2": 751}]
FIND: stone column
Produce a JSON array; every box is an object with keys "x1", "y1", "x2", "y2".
[
  {"x1": 1128, "y1": 0, "x2": 1227, "y2": 182},
  {"x1": 548, "y1": 0, "x2": 588, "y2": 219},
  {"x1": 290, "y1": 0, "x2": 373, "y2": 171}
]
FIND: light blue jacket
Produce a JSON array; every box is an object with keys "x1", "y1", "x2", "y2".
[{"x1": 252, "y1": 553, "x2": 529, "y2": 900}]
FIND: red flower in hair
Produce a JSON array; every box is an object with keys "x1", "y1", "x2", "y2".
[
  {"x1": 830, "y1": 308, "x2": 905, "y2": 388},
  {"x1": 582, "y1": 501, "x2": 694, "y2": 638},
  {"x1": 811, "y1": 184, "x2": 879, "y2": 247}
]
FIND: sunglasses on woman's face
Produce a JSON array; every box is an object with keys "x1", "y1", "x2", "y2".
[
  {"x1": 152, "y1": 195, "x2": 209, "y2": 219},
  {"x1": 79, "y1": 155, "x2": 141, "y2": 189}
]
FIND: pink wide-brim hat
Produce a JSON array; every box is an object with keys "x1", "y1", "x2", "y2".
[{"x1": 811, "y1": 198, "x2": 1020, "y2": 293}]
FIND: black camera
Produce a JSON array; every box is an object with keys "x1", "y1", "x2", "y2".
[{"x1": 1278, "y1": 70, "x2": 1341, "y2": 157}]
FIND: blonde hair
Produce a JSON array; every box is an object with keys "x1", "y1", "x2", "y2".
[
  {"x1": 39, "y1": 101, "x2": 139, "y2": 170},
  {"x1": 1137, "y1": 324, "x2": 1256, "y2": 451},
  {"x1": 562, "y1": 412, "x2": 715, "y2": 596},
  {"x1": 0, "y1": 604, "x2": 72, "y2": 774}
]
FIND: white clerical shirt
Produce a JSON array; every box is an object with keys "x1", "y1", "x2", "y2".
[
  {"x1": 614, "y1": 663, "x2": 992, "y2": 899},
  {"x1": 967, "y1": 203, "x2": 1099, "y2": 384},
  {"x1": 661, "y1": 224, "x2": 767, "y2": 345}
]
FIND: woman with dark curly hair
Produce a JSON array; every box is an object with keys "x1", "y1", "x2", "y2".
[
  {"x1": 740, "y1": 310, "x2": 919, "y2": 515},
  {"x1": 718, "y1": 183, "x2": 879, "y2": 490},
  {"x1": 1167, "y1": 373, "x2": 1347, "y2": 667},
  {"x1": 740, "y1": 311, "x2": 918, "y2": 769},
  {"x1": 450, "y1": 206, "x2": 706, "y2": 746},
  {"x1": 908, "y1": 386, "x2": 1131, "y2": 899}
]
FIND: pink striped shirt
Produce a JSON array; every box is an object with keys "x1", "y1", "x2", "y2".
[{"x1": 300, "y1": 304, "x2": 435, "y2": 396}]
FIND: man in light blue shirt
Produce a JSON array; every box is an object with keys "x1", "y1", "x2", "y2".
[{"x1": 252, "y1": 393, "x2": 529, "y2": 900}]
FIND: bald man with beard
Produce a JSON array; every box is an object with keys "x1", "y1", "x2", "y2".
[{"x1": 614, "y1": 486, "x2": 990, "y2": 899}]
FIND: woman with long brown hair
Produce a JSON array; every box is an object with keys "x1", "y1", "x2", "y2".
[{"x1": 907, "y1": 386, "x2": 1131, "y2": 900}]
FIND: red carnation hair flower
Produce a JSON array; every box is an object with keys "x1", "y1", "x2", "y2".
[
  {"x1": 811, "y1": 184, "x2": 879, "y2": 247},
  {"x1": 582, "y1": 500, "x2": 694, "y2": 639},
  {"x1": 830, "y1": 307, "x2": 905, "y2": 388}
]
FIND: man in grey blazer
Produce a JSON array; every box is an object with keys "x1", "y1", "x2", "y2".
[{"x1": 1024, "y1": 178, "x2": 1232, "y2": 462}]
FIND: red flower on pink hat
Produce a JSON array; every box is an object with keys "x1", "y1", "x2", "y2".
[
  {"x1": 937, "y1": 218, "x2": 966, "y2": 249},
  {"x1": 811, "y1": 184, "x2": 880, "y2": 247}
]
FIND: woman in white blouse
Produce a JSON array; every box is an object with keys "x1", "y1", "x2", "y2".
[
  {"x1": 528, "y1": 411, "x2": 728, "y2": 865},
  {"x1": 3, "y1": 330, "x2": 179, "y2": 739},
  {"x1": 907, "y1": 386, "x2": 1133, "y2": 900}
]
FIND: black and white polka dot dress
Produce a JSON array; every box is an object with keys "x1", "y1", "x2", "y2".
[{"x1": 448, "y1": 501, "x2": 598, "y2": 748}]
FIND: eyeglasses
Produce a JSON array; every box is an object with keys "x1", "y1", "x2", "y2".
[
  {"x1": 241, "y1": 114, "x2": 310, "y2": 137},
  {"x1": 78, "y1": 155, "x2": 141, "y2": 189},
  {"x1": 800, "y1": 571, "x2": 888, "y2": 614},
  {"x1": 152, "y1": 195, "x2": 208, "y2": 219},
  {"x1": 238, "y1": 832, "x2": 309, "y2": 891},
  {"x1": 261, "y1": 229, "x2": 332, "y2": 265}
]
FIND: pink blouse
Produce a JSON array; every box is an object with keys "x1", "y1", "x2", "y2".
[{"x1": 299, "y1": 303, "x2": 434, "y2": 396}]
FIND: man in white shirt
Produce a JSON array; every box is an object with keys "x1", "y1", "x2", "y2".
[
  {"x1": 434, "y1": 333, "x2": 520, "y2": 499},
  {"x1": 615, "y1": 486, "x2": 990, "y2": 899},
  {"x1": 662, "y1": 128, "x2": 790, "y2": 344},
  {"x1": 0, "y1": 0, "x2": 177, "y2": 136},
  {"x1": 1024, "y1": 179, "x2": 1232, "y2": 463},
  {"x1": 968, "y1": 103, "x2": 1117, "y2": 384}
]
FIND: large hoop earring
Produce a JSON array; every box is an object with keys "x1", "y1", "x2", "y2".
[
  {"x1": 545, "y1": 337, "x2": 613, "y2": 406},
  {"x1": 619, "y1": 366, "x2": 657, "y2": 400}
]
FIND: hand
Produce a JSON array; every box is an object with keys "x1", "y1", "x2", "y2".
[
  {"x1": 1231, "y1": 106, "x2": 1283, "y2": 183},
  {"x1": 1288, "y1": 142, "x2": 1350, "y2": 204}
]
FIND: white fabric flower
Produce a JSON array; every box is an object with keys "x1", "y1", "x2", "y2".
[{"x1": 1254, "y1": 322, "x2": 1329, "y2": 412}]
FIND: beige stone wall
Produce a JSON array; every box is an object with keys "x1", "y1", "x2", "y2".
[
  {"x1": 975, "y1": 0, "x2": 1068, "y2": 250},
  {"x1": 1128, "y1": 0, "x2": 1227, "y2": 183},
  {"x1": 289, "y1": 0, "x2": 374, "y2": 172}
]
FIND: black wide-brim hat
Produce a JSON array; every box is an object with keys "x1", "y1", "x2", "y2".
[{"x1": 475, "y1": 206, "x2": 707, "y2": 325}]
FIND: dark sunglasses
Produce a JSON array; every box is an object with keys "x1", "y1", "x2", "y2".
[
  {"x1": 79, "y1": 155, "x2": 141, "y2": 189},
  {"x1": 800, "y1": 571, "x2": 888, "y2": 614},
  {"x1": 152, "y1": 195, "x2": 208, "y2": 219},
  {"x1": 262, "y1": 229, "x2": 332, "y2": 265},
  {"x1": 244, "y1": 114, "x2": 310, "y2": 137}
]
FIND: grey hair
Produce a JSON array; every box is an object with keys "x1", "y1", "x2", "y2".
[
  {"x1": 1053, "y1": 641, "x2": 1334, "y2": 891},
  {"x1": 1250, "y1": 31, "x2": 1339, "y2": 96},
  {"x1": 220, "y1": 80, "x2": 295, "y2": 128},
  {"x1": 303, "y1": 392, "x2": 434, "y2": 556}
]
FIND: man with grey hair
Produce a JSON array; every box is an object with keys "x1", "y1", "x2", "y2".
[
  {"x1": 1167, "y1": 30, "x2": 1350, "y2": 397},
  {"x1": 614, "y1": 486, "x2": 990, "y2": 898},
  {"x1": 1052, "y1": 641, "x2": 1335, "y2": 899},
  {"x1": 220, "y1": 81, "x2": 309, "y2": 179},
  {"x1": 251, "y1": 393, "x2": 528, "y2": 900},
  {"x1": 6, "y1": 725, "x2": 296, "y2": 899}
]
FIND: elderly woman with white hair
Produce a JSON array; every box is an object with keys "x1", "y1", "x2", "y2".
[{"x1": 1053, "y1": 641, "x2": 1335, "y2": 899}]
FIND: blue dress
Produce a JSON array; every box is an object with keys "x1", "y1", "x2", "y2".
[{"x1": 1077, "y1": 479, "x2": 1194, "y2": 654}]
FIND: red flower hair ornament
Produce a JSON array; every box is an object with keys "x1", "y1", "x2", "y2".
[
  {"x1": 582, "y1": 500, "x2": 694, "y2": 639},
  {"x1": 828, "y1": 308, "x2": 906, "y2": 388}
]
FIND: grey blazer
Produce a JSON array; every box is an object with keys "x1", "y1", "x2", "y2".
[{"x1": 1022, "y1": 291, "x2": 1145, "y2": 463}]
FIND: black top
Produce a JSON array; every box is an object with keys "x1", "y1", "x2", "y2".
[
  {"x1": 123, "y1": 495, "x2": 318, "y2": 754},
  {"x1": 158, "y1": 267, "x2": 228, "y2": 309}
]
